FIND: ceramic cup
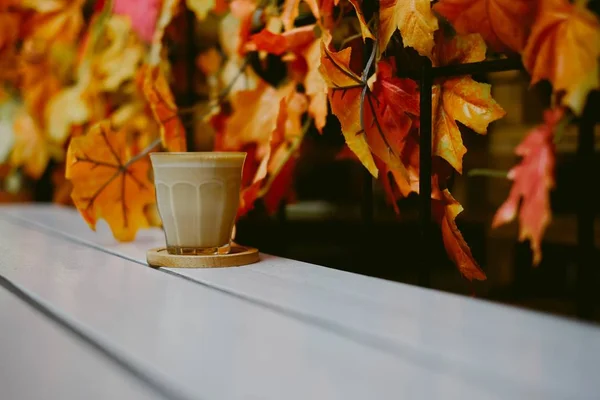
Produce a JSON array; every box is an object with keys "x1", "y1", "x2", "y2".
[{"x1": 150, "y1": 152, "x2": 246, "y2": 255}]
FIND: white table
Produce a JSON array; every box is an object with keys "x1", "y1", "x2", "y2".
[{"x1": 0, "y1": 204, "x2": 599, "y2": 400}]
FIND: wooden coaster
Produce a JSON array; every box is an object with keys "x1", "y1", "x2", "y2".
[{"x1": 146, "y1": 245, "x2": 260, "y2": 269}]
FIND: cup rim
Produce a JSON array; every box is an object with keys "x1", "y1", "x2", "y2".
[{"x1": 150, "y1": 151, "x2": 247, "y2": 160}]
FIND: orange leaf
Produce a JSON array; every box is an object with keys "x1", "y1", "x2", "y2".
[
  {"x1": 9, "y1": 109, "x2": 52, "y2": 179},
  {"x1": 222, "y1": 80, "x2": 295, "y2": 157},
  {"x1": 196, "y1": 47, "x2": 222, "y2": 76},
  {"x1": 347, "y1": 0, "x2": 374, "y2": 41},
  {"x1": 187, "y1": 0, "x2": 215, "y2": 21},
  {"x1": 18, "y1": 58, "x2": 62, "y2": 125},
  {"x1": 141, "y1": 65, "x2": 187, "y2": 152},
  {"x1": 432, "y1": 34, "x2": 505, "y2": 173},
  {"x1": 281, "y1": 0, "x2": 301, "y2": 31},
  {"x1": 522, "y1": 0, "x2": 600, "y2": 115},
  {"x1": 492, "y1": 108, "x2": 562, "y2": 266},
  {"x1": 318, "y1": 40, "x2": 377, "y2": 177},
  {"x1": 302, "y1": 39, "x2": 328, "y2": 132},
  {"x1": 237, "y1": 91, "x2": 308, "y2": 217},
  {"x1": 435, "y1": 189, "x2": 487, "y2": 281},
  {"x1": 319, "y1": 37, "x2": 415, "y2": 180},
  {"x1": 22, "y1": 0, "x2": 85, "y2": 48},
  {"x1": 433, "y1": 0, "x2": 534, "y2": 53},
  {"x1": 247, "y1": 29, "x2": 289, "y2": 55},
  {"x1": 379, "y1": 0, "x2": 438, "y2": 58},
  {"x1": 65, "y1": 121, "x2": 155, "y2": 242}
]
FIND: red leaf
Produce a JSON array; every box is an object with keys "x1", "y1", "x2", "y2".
[
  {"x1": 247, "y1": 29, "x2": 289, "y2": 55},
  {"x1": 434, "y1": 189, "x2": 487, "y2": 281},
  {"x1": 492, "y1": 108, "x2": 563, "y2": 265}
]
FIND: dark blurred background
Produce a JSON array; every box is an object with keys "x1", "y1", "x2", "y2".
[{"x1": 235, "y1": 70, "x2": 600, "y2": 323}]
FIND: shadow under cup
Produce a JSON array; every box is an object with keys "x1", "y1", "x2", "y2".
[{"x1": 150, "y1": 152, "x2": 246, "y2": 255}]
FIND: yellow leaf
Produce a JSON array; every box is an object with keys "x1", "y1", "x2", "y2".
[
  {"x1": 318, "y1": 38, "x2": 378, "y2": 178},
  {"x1": 186, "y1": 0, "x2": 215, "y2": 21},
  {"x1": 93, "y1": 15, "x2": 145, "y2": 92},
  {"x1": 379, "y1": 0, "x2": 439, "y2": 58},
  {"x1": 223, "y1": 80, "x2": 295, "y2": 157},
  {"x1": 523, "y1": 0, "x2": 600, "y2": 115},
  {"x1": 66, "y1": 121, "x2": 155, "y2": 242},
  {"x1": 45, "y1": 85, "x2": 91, "y2": 145},
  {"x1": 10, "y1": 110, "x2": 52, "y2": 179},
  {"x1": 348, "y1": 0, "x2": 375, "y2": 41},
  {"x1": 432, "y1": 34, "x2": 505, "y2": 173},
  {"x1": 302, "y1": 39, "x2": 328, "y2": 132}
]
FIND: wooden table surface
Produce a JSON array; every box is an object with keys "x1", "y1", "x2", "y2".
[{"x1": 1, "y1": 204, "x2": 599, "y2": 400}]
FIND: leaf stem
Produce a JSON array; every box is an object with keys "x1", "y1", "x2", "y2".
[
  {"x1": 125, "y1": 138, "x2": 162, "y2": 168},
  {"x1": 467, "y1": 168, "x2": 509, "y2": 179}
]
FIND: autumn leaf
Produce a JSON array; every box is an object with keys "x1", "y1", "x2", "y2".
[
  {"x1": 66, "y1": 121, "x2": 155, "y2": 242},
  {"x1": 22, "y1": 0, "x2": 85, "y2": 47},
  {"x1": 237, "y1": 90, "x2": 308, "y2": 217},
  {"x1": 302, "y1": 39, "x2": 328, "y2": 132},
  {"x1": 187, "y1": 0, "x2": 215, "y2": 21},
  {"x1": 522, "y1": 0, "x2": 600, "y2": 115},
  {"x1": 112, "y1": 0, "x2": 161, "y2": 42},
  {"x1": 319, "y1": 34, "x2": 419, "y2": 181},
  {"x1": 433, "y1": 0, "x2": 534, "y2": 53},
  {"x1": 44, "y1": 84, "x2": 91, "y2": 145},
  {"x1": 379, "y1": 0, "x2": 439, "y2": 58},
  {"x1": 432, "y1": 33, "x2": 505, "y2": 173},
  {"x1": 492, "y1": 108, "x2": 563, "y2": 266},
  {"x1": 196, "y1": 47, "x2": 222, "y2": 76},
  {"x1": 93, "y1": 15, "x2": 145, "y2": 91},
  {"x1": 10, "y1": 109, "x2": 61, "y2": 179},
  {"x1": 348, "y1": 0, "x2": 374, "y2": 41},
  {"x1": 318, "y1": 41, "x2": 377, "y2": 177},
  {"x1": 435, "y1": 189, "x2": 487, "y2": 281},
  {"x1": 141, "y1": 65, "x2": 187, "y2": 152},
  {"x1": 222, "y1": 80, "x2": 296, "y2": 157}
]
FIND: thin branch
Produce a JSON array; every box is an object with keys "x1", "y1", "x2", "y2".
[
  {"x1": 125, "y1": 138, "x2": 162, "y2": 168},
  {"x1": 467, "y1": 168, "x2": 509, "y2": 179}
]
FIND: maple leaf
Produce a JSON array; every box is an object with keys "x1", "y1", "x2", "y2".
[
  {"x1": 112, "y1": 0, "x2": 161, "y2": 42},
  {"x1": 492, "y1": 108, "x2": 563, "y2": 266},
  {"x1": 280, "y1": 0, "x2": 321, "y2": 32},
  {"x1": 434, "y1": 189, "x2": 487, "y2": 281},
  {"x1": 196, "y1": 47, "x2": 222, "y2": 76},
  {"x1": 93, "y1": 15, "x2": 145, "y2": 91},
  {"x1": 348, "y1": 0, "x2": 375, "y2": 41},
  {"x1": 302, "y1": 39, "x2": 328, "y2": 132},
  {"x1": 433, "y1": 0, "x2": 534, "y2": 53},
  {"x1": 65, "y1": 121, "x2": 155, "y2": 242},
  {"x1": 22, "y1": 0, "x2": 85, "y2": 48},
  {"x1": 523, "y1": 0, "x2": 600, "y2": 116},
  {"x1": 319, "y1": 36, "x2": 415, "y2": 179},
  {"x1": 379, "y1": 0, "x2": 439, "y2": 58},
  {"x1": 18, "y1": 57, "x2": 62, "y2": 126},
  {"x1": 432, "y1": 33, "x2": 505, "y2": 173},
  {"x1": 187, "y1": 0, "x2": 216, "y2": 21},
  {"x1": 222, "y1": 80, "x2": 296, "y2": 158},
  {"x1": 44, "y1": 84, "x2": 92, "y2": 145},
  {"x1": 141, "y1": 65, "x2": 187, "y2": 152},
  {"x1": 237, "y1": 90, "x2": 308, "y2": 217},
  {"x1": 10, "y1": 109, "x2": 61, "y2": 179}
]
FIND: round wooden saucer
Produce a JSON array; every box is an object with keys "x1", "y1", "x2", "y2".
[{"x1": 146, "y1": 245, "x2": 260, "y2": 269}]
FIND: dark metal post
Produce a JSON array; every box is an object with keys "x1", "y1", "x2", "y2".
[
  {"x1": 419, "y1": 61, "x2": 433, "y2": 288},
  {"x1": 576, "y1": 98, "x2": 596, "y2": 320}
]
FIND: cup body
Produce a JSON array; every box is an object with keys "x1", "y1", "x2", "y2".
[{"x1": 150, "y1": 152, "x2": 246, "y2": 255}]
